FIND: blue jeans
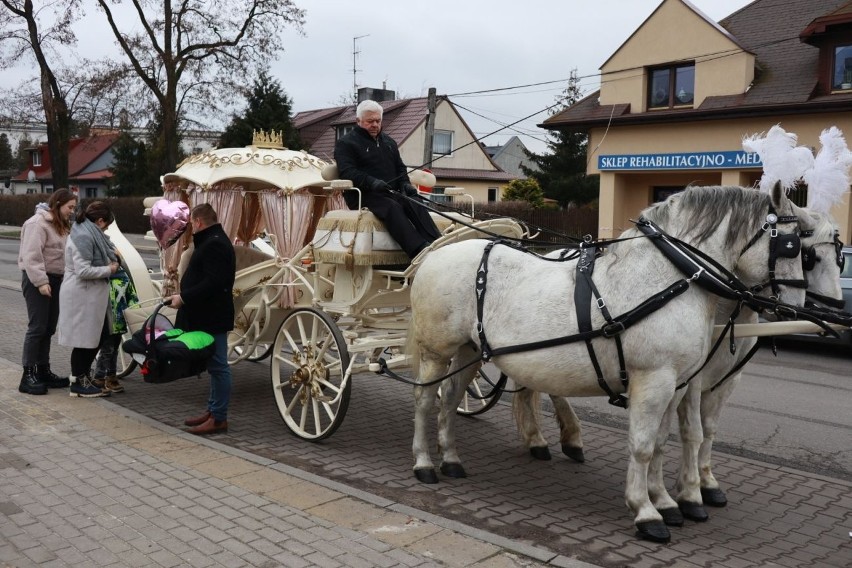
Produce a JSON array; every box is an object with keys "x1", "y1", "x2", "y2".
[{"x1": 207, "y1": 333, "x2": 232, "y2": 422}]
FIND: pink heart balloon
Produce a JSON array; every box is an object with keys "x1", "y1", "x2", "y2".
[{"x1": 150, "y1": 199, "x2": 189, "y2": 250}]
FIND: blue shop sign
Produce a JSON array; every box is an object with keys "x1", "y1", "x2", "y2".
[{"x1": 598, "y1": 151, "x2": 762, "y2": 171}]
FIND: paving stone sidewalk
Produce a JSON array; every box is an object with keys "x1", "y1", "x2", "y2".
[{"x1": 0, "y1": 359, "x2": 596, "y2": 568}]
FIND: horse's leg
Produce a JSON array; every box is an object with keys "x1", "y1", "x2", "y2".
[
  {"x1": 551, "y1": 395, "x2": 585, "y2": 462},
  {"x1": 625, "y1": 369, "x2": 677, "y2": 543},
  {"x1": 512, "y1": 389, "x2": 552, "y2": 460},
  {"x1": 673, "y1": 381, "x2": 709, "y2": 522},
  {"x1": 647, "y1": 394, "x2": 683, "y2": 527},
  {"x1": 436, "y1": 345, "x2": 480, "y2": 478},
  {"x1": 413, "y1": 352, "x2": 449, "y2": 484},
  {"x1": 697, "y1": 373, "x2": 741, "y2": 507}
]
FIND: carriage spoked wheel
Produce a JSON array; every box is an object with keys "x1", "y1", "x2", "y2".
[
  {"x1": 271, "y1": 308, "x2": 352, "y2": 441},
  {"x1": 231, "y1": 343, "x2": 273, "y2": 363},
  {"x1": 440, "y1": 368, "x2": 508, "y2": 416},
  {"x1": 115, "y1": 330, "x2": 138, "y2": 379}
]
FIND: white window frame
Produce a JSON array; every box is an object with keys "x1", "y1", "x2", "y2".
[
  {"x1": 31, "y1": 150, "x2": 41, "y2": 167},
  {"x1": 336, "y1": 124, "x2": 355, "y2": 140},
  {"x1": 433, "y1": 130, "x2": 454, "y2": 157}
]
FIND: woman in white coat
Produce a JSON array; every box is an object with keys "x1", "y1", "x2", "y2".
[{"x1": 57, "y1": 201, "x2": 120, "y2": 398}]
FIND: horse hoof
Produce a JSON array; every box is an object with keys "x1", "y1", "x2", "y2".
[
  {"x1": 529, "y1": 446, "x2": 552, "y2": 460},
  {"x1": 635, "y1": 521, "x2": 671, "y2": 543},
  {"x1": 701, "y1": 487, "x2": 728, "y2": 507},
  {"x1": 658, "y1": 507, "x2": 684, "y2": 527},
  {"x1": 414, "y1": 468, "x2": 439, "y2": 484},
  {"x1": 561, "y1": 445, "x2": 585, "y2": 463},
  {"x1": 678, "y1": 501, "x2": 709, "y2": 522},
  {"x1": 440, "y1": 462, "x2": 467, "y2": 478}
]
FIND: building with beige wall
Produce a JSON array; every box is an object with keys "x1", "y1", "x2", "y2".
[
  {"x1": 294, "y1": 90, "x2": 515, "y2": 203},
  {"x1": 544, "y1": 0, "x2": 852, "y2": 241}
]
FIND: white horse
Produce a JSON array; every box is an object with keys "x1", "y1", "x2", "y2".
[
  {"x1": 512, "y1": 207, "x2": 845, "y2": 525},
  {"x1": 407, "y1": 184, "x2": 808, "y2": 543}
]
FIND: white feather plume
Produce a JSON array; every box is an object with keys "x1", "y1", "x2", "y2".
[
  {"x1": 802, "y1": 126, "x2": 852, "y2": 213},
  {"x1": 742, "y1": 125, "x2": 814, "y2": 193}
]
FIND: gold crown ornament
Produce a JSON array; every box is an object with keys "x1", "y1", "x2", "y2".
[{"x1": 252, "y1": 129, "x2": 285, "y2": 149}]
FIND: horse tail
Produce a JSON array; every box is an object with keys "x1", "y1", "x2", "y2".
[{"x1": 405, "y1": 311, "x2": 421, "y2": 375}]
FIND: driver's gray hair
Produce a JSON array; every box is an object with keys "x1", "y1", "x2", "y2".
[{"x1": 356, "y1": 99, "x2": 383, "y2": 119}]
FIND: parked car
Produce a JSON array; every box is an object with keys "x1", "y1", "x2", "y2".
[{"x1": 776, "y1": 245, "x2": 852, "y2": 347}]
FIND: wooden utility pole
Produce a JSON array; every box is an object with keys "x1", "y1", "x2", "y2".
[{"x1": 422, "y1": 87, "x2": 437, "y2": 167}]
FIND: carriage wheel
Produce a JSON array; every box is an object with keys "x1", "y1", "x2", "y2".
[
  {"x1": 271, "y1": 308, "x2": 351, "y2": 441},
  {"x1": 227, "y1": 287, "x2": 267, "y2": 365},
  {"x1": 115, "y1": 335, "x2": 138, "y2": 379},
  {"x1": 230, "y1": 343, "x2": 273, "y2": 363},
  {"x1": 455, "y1": 368, "x2": 507, "y2": 416}
]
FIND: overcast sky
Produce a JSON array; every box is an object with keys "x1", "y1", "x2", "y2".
[
  {"x1": 272, "y1": 0, "x2": 754, "y2": 155},
  {"x1": 3, "y1": 0, "x2": 754, "y2": 155}
]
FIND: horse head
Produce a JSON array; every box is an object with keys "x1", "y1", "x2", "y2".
[
  {"x1": 735, "y1": 182, "x2": 808, "y2": 308},
  {"x1": 798, "y1": 208, "x2": 846, "y2": 309},
  {"x1": 642, "y1": 183, "x2": 807, "y2": 308}
]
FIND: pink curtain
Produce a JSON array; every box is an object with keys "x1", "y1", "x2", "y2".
[
  {"x1": 187, "y1": 184, "x2": 244, "y2": 241},
  {"x1": 259, "y1": 188, "x2": 315, "y2": 308},
  {"x1": 326, "y1": 191, "x2": 347, "y2": 212}
]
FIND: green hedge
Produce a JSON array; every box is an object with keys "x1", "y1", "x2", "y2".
[{"x1": 0, "y1": 194, "x2": 151, "y2": 234}]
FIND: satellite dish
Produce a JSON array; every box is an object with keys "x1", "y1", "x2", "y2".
[{"x1": 26, "y1": 170, "x2": 36, "y2": 182}]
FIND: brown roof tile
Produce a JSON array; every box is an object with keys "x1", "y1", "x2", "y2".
[{"x1": 546, "y1": 0, "x2": 852, "y2": 129}]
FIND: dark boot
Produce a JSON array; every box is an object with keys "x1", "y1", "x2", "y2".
[
  {"x1": 18, "y1": 366, "x2": 47, "y2": 395},
  {"x1": 36, "y1": 364, "x2": 70, "y2": 389}
]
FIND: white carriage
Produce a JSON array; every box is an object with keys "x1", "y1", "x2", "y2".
[{"x1": 112, "y1": 135, "x2": 527, "y2": 440}]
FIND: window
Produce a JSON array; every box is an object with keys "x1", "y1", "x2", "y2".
[
  {"x1": 653, "y1": 186, "x2": 684, "y2": 203},
  {"x1": 433, "y1": 130, "x2": 453, "y2": 156},
  {"x1": 336, "y1": 124, "x2": 355, "y2": 140},
  {"x1": 488, "y1": 187, "x2": 497, "y2": 202},
  {"x1": 833, "y1": 45, "x2": 852, "y2": 90},
  {"x1": 85, "y1": 187, "x2": 98, "y2": 198},
  {"x1": 430, "y1": 186, "x2": 450, "y2": 204},
  {"x1": 648, "y1": 64, "x2": 695, "y2": 109},
  {"x1": 31, "y1": 150, "x2": 41, "y2": 167}
]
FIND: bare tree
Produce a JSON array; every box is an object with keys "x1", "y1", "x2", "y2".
[
  {"x1": 0, "y1": 0, "x2": 82, "y2": 188},
  {"x1": 94, "y1": 0, "x2": 305, "y2": 173}
]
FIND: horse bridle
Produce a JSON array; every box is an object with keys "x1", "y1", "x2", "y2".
[
  {"x1": 801, "y1": 229, "x2": 846, "y2": 309},
  {"x1": 739, "y1": 206, "x2": 807, "y2": 299}
]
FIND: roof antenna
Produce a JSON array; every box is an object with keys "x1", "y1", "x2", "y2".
[{"x1": 353, "y1": 35, "x2": 369, "y2": 102}]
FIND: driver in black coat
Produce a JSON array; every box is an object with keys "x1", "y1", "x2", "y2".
[{"x1": 334, "y1": 99, "x2": 441, "y2": 258}]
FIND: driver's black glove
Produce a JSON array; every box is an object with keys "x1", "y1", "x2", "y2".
[
  {"x1": 401, "y1": 183, "x2": 419, "y2": 197},
  {"x1": 371, "y1": 179, "x2": 393, "y2": 193}
]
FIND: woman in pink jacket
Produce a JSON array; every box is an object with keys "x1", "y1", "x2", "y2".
[{"x1": 17, "y1": 189, "x2": 77, "y2": 395}]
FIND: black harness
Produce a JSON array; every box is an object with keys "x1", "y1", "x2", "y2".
[
  {"x1": 802, "y1": 230, "x2": 847, "y2": 310},
  {"x1": 474, "y1": 207, "x2": 812, "y2": 407}
]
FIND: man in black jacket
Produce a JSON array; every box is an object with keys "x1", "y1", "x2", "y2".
[
  {"x1": 169, "y1": 203, "x2": 236, "y2": 435},
  {"x1": 334, "y1": 99, "x2": 441, "y2": 258}
]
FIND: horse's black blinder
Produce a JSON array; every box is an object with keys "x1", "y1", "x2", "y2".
[
  {"x1": 834, "y1": 233, "x2": 846, "y2": 272},
  {"x1": 801, "y1": 246, "x2": 818, "y2": 271},
  {"x1": 776, "y1": 233, "x2": 801, "y2": 259}
]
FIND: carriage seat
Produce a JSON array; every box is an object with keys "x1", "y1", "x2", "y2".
[{"x1": 312, "y1": 209, "x2": 453, "y2": 267}]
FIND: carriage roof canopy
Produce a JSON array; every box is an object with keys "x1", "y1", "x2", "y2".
[{"x1": 161, "y1": 145, "x2": 329, "y2": 192}]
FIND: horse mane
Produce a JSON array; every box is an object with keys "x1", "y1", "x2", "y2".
[
  {"x1": 642, "y1": 185, "x2": 770, "y2": 247},
  {"x1": 800, "y1": 208, "x2": 836, "y2": 242}
]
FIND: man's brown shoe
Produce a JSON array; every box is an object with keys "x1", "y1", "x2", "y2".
[
  {"x1": 184, "y1": 410, "x2": 212, "y2": 427},
  {"x1": 187, "y1": 417, "x2": 228, "y2": 436}
]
